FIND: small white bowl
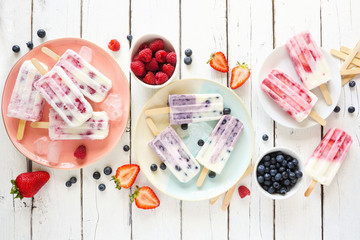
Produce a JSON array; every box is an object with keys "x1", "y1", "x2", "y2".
[
  {"x1": 129, "y1": 33, "x2": 179, "y2": 89},
  {"x1": 254, "y1": 147, "x2": 304, "y2": 200}
]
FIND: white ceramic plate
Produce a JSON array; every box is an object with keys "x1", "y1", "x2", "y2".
[
  {"x1": 134, "y1": 78, "x2": 254, "y2": 201},
  {"x1": 257, "y1": 45, "x2": 341, "y2": 129}
]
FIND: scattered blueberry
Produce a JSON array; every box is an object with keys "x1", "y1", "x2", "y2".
[
  {"x1": 26, "y1": 41, "x2": 34, "y2": 49},
  {"x1": 65, "y1": 181, "x2": 72, "y2": 187},
  {"x1": 150, "y1": 164, "x2": 158, "y2": 171},
  {"x1": 198, "y1": 139, "x2": 204, "y2": 146},
  {"x1": 12, "y1": 45, "x2": 20, "y2": 53},
  {"x1": 185, "y1": 48, "x2": 192, "y2": 56},
  {"x1": 262, "y1": 134, "x2": 269, "y2": 141},
  {"x1": 103, "y1": 166, "x2": 112, "y2": 175},
  {"x1": 160, "y1": 163, "x2": 167, "y2": 170},
  {"x1": 93, "y1": 171, "x2": 101, "y2": 180},
  {"x1": 37, "y1": 29, "x2": 46, "y2": 38},
  {"x1": 208, "y1": 171, "x2": 216, "y2": 178},
  {"x1": 223, "y1": 108, "x2": 231, "y2": 115},
  {"x1": 349, "y1": 81, "x2": 356, "y2": 88},
  {"x1": 70, "y1": 177, "x2": 77, "y2": 184},
  {"x1": 334, "y1": 106, "x2": 341, "y2": 113},
  {"x1": 127, "y1": 34, "x2": 133, "y2": 41},
  {"x1": 348, "y1": 106, "x2": 355, "y2": 113},
  {"x1": 123, "y1": 145, "x2": 130, "y2": 152},
  {"x1": 181, "y1": 124, "x2": 188, "y2": 130},
  {"x1": 268, "y1": 186, "x2": 275, "y2": 194},
  {"x1": 257, "y1": 165, "x2": 265, "y2": 175},
  {"x1": 257, "y1": 176, "x2": 264, "y2": 184},
  {"x1": 98, "y1": 184, "x2": 106, "y2": 191},
  {"x1": 184, "y1": 56, "x2": 192, "y2": 65},
  {"x1": 275, "y1": 173, "x2": 282, "y2": 181}
]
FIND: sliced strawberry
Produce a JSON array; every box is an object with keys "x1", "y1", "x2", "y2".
[
  {"x1": 11, "y1": 171, "x2": 50, "y2": 199},
  {"x1": 112, "y1": 164, "x2": 140, "y2": 189},
  {"x1": 238, "y1": 185, "x2": 250, "y2": 199},
  {"x1": 130, "y1": 186, "x2": 160, "y2": 210},
  {"x1": 207, "y1": 52, "x2": 229, "y2": 72},
  {"x1": 230, "y1": 62, "x2": 251, "y2": 89}
]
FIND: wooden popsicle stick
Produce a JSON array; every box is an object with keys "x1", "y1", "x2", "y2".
[
  {"x1": 31, "y1": 122, "x2": 50, "y2": 128},
  {"x1": 145, "y1": 107, "x2": 170, "y2": 116},
  {"x1": 304, "y1": 179, "x2": 318, "y2": 197},
  {"x1": 340, "y1": 40, "x2": 360, "y2": 71},
  {"x1": 340, "y1": 46, "x2": 360, "y2": 59},
  {"x1": 319, "y1": 84, "x2": 332, "y2": 105},
  {"x1": 42, "y1": 47, "x2": 60, "y2": 61},
  {"x1": 221, "y1": 164, "x2": 255, "y2": 211},
  {"x1": 330, "y1": 49, "x2": 360, "y2": 67},
  {"x1": 196, "y1": 167, "x2": 209, "y2": 187},
  {"x1": 31, "y1": 58, "x2": 48, "y2": 75},
  {"x1": 340, "y1": 68, "x2": 360, "y2": 76},
  {"x1": 145, "y1": 118, "x2": 160, "y2": 136},
  {"x1": 16, "y1": 120, "x2": 26, "y2": 140},
  {"x1": 309, "y1": 110, "x2": 326, "y2": 126},
  {"x1": 209, "y1": 195, "x2": 222, "y2": 205}
]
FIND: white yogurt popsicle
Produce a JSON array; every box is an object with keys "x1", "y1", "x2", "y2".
[{"x1": 148, "y1": 126, "x2": 200, "y2": 183}]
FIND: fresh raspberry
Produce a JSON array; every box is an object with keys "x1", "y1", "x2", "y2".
[
  {"x1": 155, "y1": 50, "x2": 167, "y2": 63},
  {"x1": 74, "y1": 145, "x2": 86, "y2": 159},
  {"x1": 145, "y1": 58, "x2": 159, "y2": 72},
  {"x1": 149, "y1": 39, "x2": 165, "y2": 52},
  {"x1": 130, "y1": 61, "x2": 145, "y2": 77},
  {"x1": 238, "y1": 185, "x2": 250, "y2": 199},
  {"x1": 138, "y1": 48, "x2": 152, "y2": 63},
  {"x1": 108, "y1": 39, "x2": 120, "y2": 51},
  {"x1": 137, "y1": 43, "x2": 148, "y2": 52},
  {"x1": 166, "y1": 52, "x2": 177, "y2": 66},
  {"x1": 143, "y1": 72, "x2": 156, "y2": 85},
  {"x1": 155, "y1": 72, "x2": 169, "y2": 85},
  {"x1": 162, "y1": 64, "x2": 175, "y2": 77},
  {"x1": 133, "y1": 53, "x2": 141, "y2": 62}
]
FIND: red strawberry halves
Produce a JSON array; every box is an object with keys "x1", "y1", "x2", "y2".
[
  {"x1": 207, "y1": 52, "x2": 229, "y2": 72},
  {"x1": 130, "y1": 186, "x2": 160, "y2": 210},
  {"x1": 11, "y1": 171, "x2": 50, "y2": 199},
  {"x1": 230, "y1": 62, "x2": 251, "y2": 89},
  {"x1": 112, "y1": 164, "x2": 140, "y2": 189}
]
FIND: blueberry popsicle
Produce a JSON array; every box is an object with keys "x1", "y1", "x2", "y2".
[
  {"x1": 286, "y1": 31, "x2": 333, "y2": 105},
  {"x1": 147, "y1": 118, "x2": 200, "y2": 183},
  {"x1": 196, "y1": 115, "x2": 244, "y2": 187},
  {"x1": 145, "y1": 94, "x2": 224, "y2": 125},
  {"x1": 304, "y1": 128, "x2": 352, "y2": 197},
  {"x1": 42, "y1": 47, "x2": 112, "y2": 102}
]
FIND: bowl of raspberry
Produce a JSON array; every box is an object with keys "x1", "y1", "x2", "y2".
[{"x1": 130, "y1": 34, "x2": 179, "y2": 89}]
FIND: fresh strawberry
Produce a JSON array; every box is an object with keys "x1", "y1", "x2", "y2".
[
  {"x1": 130, "y1": 186, "x2": 160, "y2": 209},
  {"x1": 112, "y1": 164, "x2": 140, "y2": 189},
  {"x1": 207, "y1": 52, "x2": 229, "y2": 72},
  {"x1": 143, "y1": 72, "x2": 156, "y2": 85},
  {"x1": 155, "y1": 72, "x2": 169, "y2": 85},
  {"x1": 138, "y1": 48, "x2": 152, "y2": 63},
  {"x1": 166, "y1": 52, "x2": 177, "y2": 66},
  {"x1": 11, "y1": 171, "x2": 50, "y2": 199},
  {"x1": 108, "y1": 39, "x2": 120, "y2": 51},
  {"x1": 238, "y1": 185, "x2": 250, "y2": 199},
  {"x1": 145, "y1": 58, "x2": 159, "y2": 72},
  {"x1": 230, "y1": 62, "x2": 251, "y2": 89},
  {"x1": 137, "y1": 43, "x2": 148, "y2": 52},
  {"x1": 155, "y1": 50, "x2": 167, "y2": 63},
  {"x1": 162, "y1": 63, "x2": 175, "y2": 77},
  {"x1": 149, "y1": 39, "x2": 165, "y2": 52},
  {"x1": 74, "y1": 145, "x2": 86, "y2": 159},
  {"x1": 130, "y1": 61, "x2": 146, "y2": 77}
]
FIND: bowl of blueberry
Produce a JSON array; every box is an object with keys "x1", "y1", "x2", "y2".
[{"x1": 255, "y1": 147, "x2": 304, "y2": 199}]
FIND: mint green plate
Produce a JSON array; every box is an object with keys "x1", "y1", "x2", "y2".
[{"x1": 134, "y1": 79, "x2": 254, "y2": 201}]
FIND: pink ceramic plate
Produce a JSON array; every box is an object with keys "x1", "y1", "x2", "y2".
[{"x1": 1, "y1": 38, "x2": 130, "y2": 169}]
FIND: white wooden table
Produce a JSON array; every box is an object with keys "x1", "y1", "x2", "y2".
[{"x1": 1, "y1": 0, "x2": 359, "y2": 239}]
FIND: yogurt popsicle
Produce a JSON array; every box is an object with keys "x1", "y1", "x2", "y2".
[
  {"x1": 148, "y1": 125, "x2": 200, "y2": 183},
  {"x1": 34, "y1": 66, "x2": 93, "y2": 127}
]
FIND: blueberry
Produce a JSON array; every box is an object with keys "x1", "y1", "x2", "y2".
[
  {"x1": 348, "y1": 106, "x2": 355, "y2": 113},
  {"x1": 270, "y1": 164, "x2": 276, "y2": 170},
  {"x1": 282, "y1": 171, "x2": 289, "y2": 179},
  {"x1": 264, "y1": 167, "x2": 270, "y2": 173},
  {"x1": 37, "y1": 29, "x2": 46, "y2": 38},
  {"x1": 270, "y1": 152, "x2": 277, "y2": 157},
  {"x1": 208, "y1": 171, "x2": 216, "y2": 178},
  {"x1": 286, "y1": 186, "x2": 291, "y2": 192},
  {"x1": 70, "y1": 177, "x2": 77, "y2": 184},
  {"x1": 257, "y1": 176, "x2": 265, "y2": 184},
  {"x1": 257, "y1": 165, "x2": 265, "y2": 175},
  {"x1": 184, "y1": 57, "x2": 192, "y2": 65},
  {"x1": 279, "y1": 167, "x2": 285, "y2": 172},
  {"x1": 275, "y1": 173, "x2": 282, "y2": 181},
  {"x1": 273, "y1": 182, "x2": 280, "y2": 189},
  {"x1": 264, "y1": 161, "x2": 271, "y2": 167},
  {"x1": 291, "y1": 178, "x2": 297, "y2": 184},
  {"x1": 263, "y1": 155, "x2": 271, "y2": 162},
  {"x1": 285, "y1": 155, "x2": 292, "y2": 161},
  {"x1": 150, "y1": 164, "x2": 158, "y2": 171},
  {"x1": 270, "y1": 169, "x2": 277, "y2": 176},
  {"x1": 289, "y1": 172, "x2": 296, "y2": 180},
  {"x1": 127, "y1": 34, "x2": 133, "y2": 41},
  {"x1": 181, "y1": 124, "x2": 188, "y2": 130},
  {"x1": 262, "y1": 185, "x2": 269, "y2": 191},
  {"x1": 26, "y1": 41, "x2": 34, "y2": 49},
  {"x1": 197, "y1": 139, "x2": 204, "y2": 146},
  {"x1": 276, "y1": 163, "x2": 281, "y2": 168},
  {"x1": 292, "y1": 159, "x2": 298, "y2": 166},
  {"x1": 65, "y1": 181, "x2": 72, "y2": 187},
  {"x1": 93, "y1": 171, "x2": 101, "y2": 180},
  {"x1": 295, "y1": 170, "x2": 303, "y2": 178},
  {"x1": 267, "y1": 186, "x2": 275, "y2": 194},
  {"x1": 264, "y1": 173, "x2": 271, "y2": 180},
  {"x1": 223, "y1": 108, "x2": 231, "y2": 115},
  {"x1": 262, "y1": 134, "x2": 269, "y2": 141},
  {"x1": 270, "y1": 158, "x2": 276, "y2": 164},
  {"x1": 160, "y1": 163, "x2": 167, "y2": 170},
  {"x1": 123, "y1": 145, "x2": 130, "y2": 152},
  {"x1": 334, "y1": 106, "x2": 341, "y2": 113},
  {"x1": 104, "y1": 166, "x2": 112, "y2": 175},
  {"x1": 276, "y1": 154, "x2": 284, "y2": 163},
  {"x1": 12, "y1": 45, "x2": 20, "y2": 53},
  {"x1": 279, "y1": 187, "x2": 287, "y2": 194},
  {"x1": 287, "y1": 162, "x2": 294, "y2": 169},
  {"x1": 98, "y1": 184, "x2": 106, "y2": 191},
  {"x1": 283, "y1": 179, "x2": 290, "y2": 186},
  {"x1": 271, "y1": 176, "x2": 276, "y2": 181},
  {"x1": 349, "y1": 81, "x2": 356, "y2": 88},
  {"x1": 281, "y1": 160, "x2": 288, "y2": 167},
  {"x1": 185, "y1": 48, "x2": 192, "y2": 56}
]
